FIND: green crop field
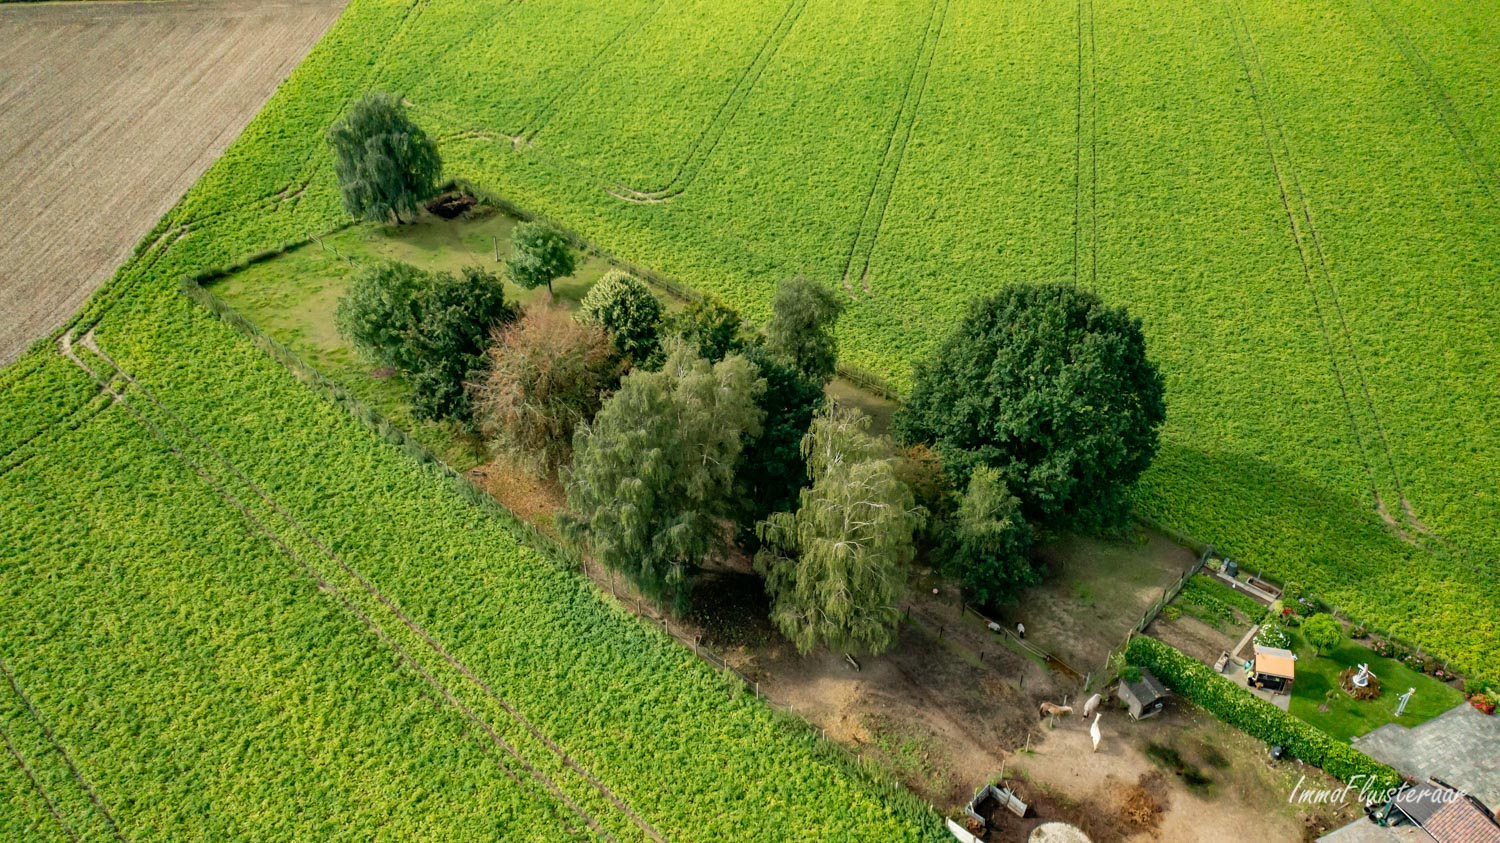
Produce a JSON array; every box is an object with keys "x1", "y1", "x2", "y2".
[
  {"x1": 0, "y1": 2, "x2": 946, "y2": 838},
  {"x1": 373, "y1": 0, "x2": 1498, "y2": 678},
  {"x1": 2, "y1": 0, "x2": 1497, "y2": 834}
]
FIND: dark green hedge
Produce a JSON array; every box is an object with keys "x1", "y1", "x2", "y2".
[{"x1": 1124, "y1": 636, "x2": 1401, "y2": 789}]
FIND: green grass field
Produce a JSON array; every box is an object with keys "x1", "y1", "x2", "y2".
[
  {"x1": 1286, "y1": 630, "x2": 1465, "y2": 742},
  {"x1": 207, "y1": 214, "x2": 614, "y2": 471},
  {"x1": 2, "y1": 0, "x2": 1497, "y2": 834}
]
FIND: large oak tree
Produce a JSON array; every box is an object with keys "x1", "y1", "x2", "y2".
[{"x1": 895, "y1": 283, "x2": 1165, "y2": 530}]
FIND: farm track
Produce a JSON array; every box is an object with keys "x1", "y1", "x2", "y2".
[
  {"x1": 418, "y1": 0, "x2": 808, "y2": 205},
  {"x1": 838, "y1": 0, "x2": 951, "y2": 295},
  {"x1": 519, "y1": 0, "x2": 670, "y2": 144},
  {"x1": 1222, "y1": 2, "x2": 1421, "y2": 541},
  {"x1": 605, "y1": 0, "x2": 810, "y2": 203},
  {"x1": 0, "y1": 658, "x2": 128, "y2": 842},
  {"x1": 1, "y1": 725, "x2": 78, "y2": 842},
  {"x1": 0, "y1": 0, "x2": 347, "y2": 365},
  {"x1": 56, "y1": 332, "x2": 667, "y2": 843},
  {"x1": 1363, "y1": 0, "x2": 1498, "y2": 204},
  {"x1": 834, "y1": 0, "x2": 948, "y2": 295},
  {"x1": 1074, "y1": 0, "x2": 1098, "y2": 289}
]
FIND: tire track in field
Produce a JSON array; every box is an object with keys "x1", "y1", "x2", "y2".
[
  {"x1": 837, "y1": 0, "x2": 951, "y2": 295},
  {"x1": 0, "y1": 390, "x2": 113, "y2": 479},
  {"x1": 1, "y1": 725, "x2": 80, "y2": 842},
  {"x1": 1364, "y1": 0, "x2": 1498, "y2": 204},
  {"x1": 1074, "y1": 0, "x2": 1098, "y2": 290},
  {"x1": 519, "y1": 0, "x2": 670, "y2": 144},
  {"x1": 60, "y1": 334, "x2": 667, "y2": 843},
  {"x1": 606, "y1": 0, "x2": 810, "y2": 203},
  {"x1": 58, "y1": 338, "x2": 602, "y2": 843},
  {"x1": 1223, "y1": 2, "x2": 1419, "y2": 539},
  {"x1": 0, "y1": 657, "x2": 129, "y2": 842}
]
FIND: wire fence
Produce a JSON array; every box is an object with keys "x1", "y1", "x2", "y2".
[
  {"x1": 178, "y1": 270, "x2": 904, "y2": 764},
  {"x1": 1132, "y1": 545, "x2": 1214, "y2": 636}
]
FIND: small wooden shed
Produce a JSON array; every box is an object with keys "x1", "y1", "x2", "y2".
[
  {"x1": 1252, "y1": 645, "x2": 1297, "y2": 694},
  {"x1": 1119, "y1": 669, "x2": 1169, "y2": 720}
]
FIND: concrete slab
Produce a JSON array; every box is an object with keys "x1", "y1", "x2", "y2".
[{"x1": 1223, "y1": 661, "x2": 1291, "y2": 711}]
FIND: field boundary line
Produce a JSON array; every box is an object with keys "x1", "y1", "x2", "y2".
[
  {"x1": 1363, "y1": 0, "x2": 1498, "y2": 203},
  {"x1": 520, "y1": 0, "x2": 670, "y2": 143},
  {"x1": 67, "y1": 333, "x2": 668, "y2": 843},
  {"x1": 0, "y1": 657, "x2": 128, "y2": 842},
  {"x1": 838, "y1": 0, "x2": 951, "y2": 295},
  {"x1": 0, "y1": 725, "x2": 80, "y2": 842}
]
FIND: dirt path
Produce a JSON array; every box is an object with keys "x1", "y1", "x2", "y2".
[
  {"x1": 471, "y1": 454, "x2": 1355, "y2": 838},
  {"x1": 0, "y1": 0, "x2": 347, "y2": 364}
]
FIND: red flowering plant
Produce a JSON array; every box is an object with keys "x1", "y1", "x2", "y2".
[{"x1": 1469, "y1": 694, "x2": 1496, "y2": 716}]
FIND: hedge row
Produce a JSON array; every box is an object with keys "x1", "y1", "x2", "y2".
[{"x1": 1123, "y1": 636, "x2": 1401, "y2": 790}]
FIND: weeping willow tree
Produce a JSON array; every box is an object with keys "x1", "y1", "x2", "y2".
[
  {"x1": 755, "y1": 406, "x2": 924, "y2": 656},
  {"x1": 327, "y1": 91, "x2": 441, "y2": 224}
]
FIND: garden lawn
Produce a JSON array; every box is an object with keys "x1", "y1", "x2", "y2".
[
  {"x1": 208, "y1": 213, "x2": 613, "y2": 471},
  {"x1": 1286, "y1": 629, "x2": 1465, "y2": 742}
]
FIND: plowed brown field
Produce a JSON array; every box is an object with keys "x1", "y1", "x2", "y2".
[{"x1": 0, "y1": 0, "x2": 345, "y2": 364}]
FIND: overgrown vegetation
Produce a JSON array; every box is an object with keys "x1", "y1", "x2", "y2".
[{"x1": 472, "y1": 301, "x2": 619, "y2": 473}]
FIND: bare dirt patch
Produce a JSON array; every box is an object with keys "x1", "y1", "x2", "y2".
[
  {"x1": 0, "y1": 0, "x2": 347, "y2": 364},
  {"x1": 477, "y1": 464, "x2": 1349, "y2": 838},
  {"x1": 1149, "y1": 612, "x2": 1242, "y2": 665},
  {"x1": 997, "y1": 531, "x2": 1200, "y2": 674}
]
